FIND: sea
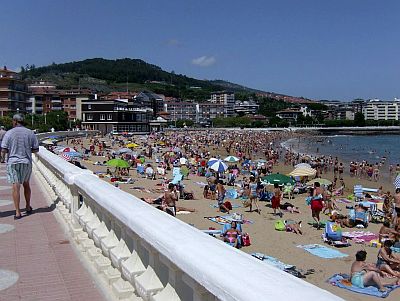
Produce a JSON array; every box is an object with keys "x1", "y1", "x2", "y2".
[{"x1": 282, "y1": 134, "x2": 400, "y2": 166}]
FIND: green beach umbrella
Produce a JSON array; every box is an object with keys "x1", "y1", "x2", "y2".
[
  {"x1": 106, "y1": 159, "x2": 130, "y2": 168},
  {"x1": 261, "y1": 173, "x2": 295, "y2": 185},
  {"x1": 224, "y1": 155, "x2": 239, "y2": 163}
]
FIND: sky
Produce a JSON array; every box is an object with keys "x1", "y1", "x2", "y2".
[{"x1": 1, "y1": 0, "x2": 400, "y2": 100}]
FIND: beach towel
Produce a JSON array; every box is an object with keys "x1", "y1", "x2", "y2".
[
  {"x1": 307, "y1": 220, "x2": 328, "y2": 227},
  {"x1": 205, "y1": 215, "x2": 254, "y2": 225},
  {"x1": 328, "y1": 274, "x2": 399, "y2": 298},
  {"x1": 251, "y1": 253, "x2": 294, "y2": 270},
  {"x1": 342, "y1": 231, "x2": 378, "y2": 243},
  {"x1": 336, "y1": 198, "x2": 352, "y2": 204},
  {"x1": 297, "y1": 244, "x2": 348, "y2": 259},
  {"x1": 209, "y1": 204, "x2": 242, "y2": 209}
]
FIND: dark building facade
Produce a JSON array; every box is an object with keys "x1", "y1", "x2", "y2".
[{"x1": 81, "y1": 99, "x2": 153, "y2": 134}]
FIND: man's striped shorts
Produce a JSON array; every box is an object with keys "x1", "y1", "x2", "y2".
[{"x1": 7, "y1": 163, "x2": 32, "y2": 184}]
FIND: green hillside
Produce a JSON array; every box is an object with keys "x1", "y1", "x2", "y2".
[{"x1": 21, "y1": 58, "x2": 263, "y2": 101}]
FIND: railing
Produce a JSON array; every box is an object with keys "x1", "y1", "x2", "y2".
[{"x1": 33, "y1": 143, "x2": 343, "y2": 301}]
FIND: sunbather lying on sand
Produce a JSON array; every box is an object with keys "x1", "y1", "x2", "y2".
[
  {"x1": 285, "y1": 220, "x2": 303, "y2": 235},
  {"x1": 222, "y1": 221, "x2": 242, "y2": 248}
]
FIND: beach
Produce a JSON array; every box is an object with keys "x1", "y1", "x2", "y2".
[{"x1": 55, "y1": 130, "x2": 400, "y2": 301}]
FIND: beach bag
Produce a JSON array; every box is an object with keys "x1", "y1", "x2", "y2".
[
  {"x1": 242, "y1": 200, "x2": 251, "y2": 208},
  {"x1": 242, "y1": 233, "x2": 251, "y2": 246},
  {"x1": 274, "y1": 220, "x2": 286, "y2": 231},
  {"x1": 325, "y1": 222, "x2": 342, "y2": 241},
  {"x1": 224, "y1": 201, "x2": 232, "y2": 211}
]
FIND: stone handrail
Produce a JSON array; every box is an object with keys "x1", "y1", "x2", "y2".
[{"x1": 33, "y1": 146, "x2": 343, "y2": 301}]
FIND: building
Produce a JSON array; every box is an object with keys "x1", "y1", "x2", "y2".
[
  {"x1": 276, "y1": 106, "x2": 312, "y2": 122},
  {"x1": 27, "y1": 81, "x2": 57, "y2": 115},
  {"x1": 362, "y1": 99, "x2": 400, "y2": 120},
  {"x1": 234, "y1": 100, "x2": 259, "y2": 115},
  {"x1": 134, "y1": 91, "x2": 164, "y2": 117},
  {"x1": 210, "y1": 91, "x2": 235, "y2": 116},
  {"x1": 81, "y1": 98, "x2": 153, "y2": 134},
  {"x1": 0, "y1": 66, "x2": 29, "y2": 116},
  {"x1": 163, "y1": 101, "x2": 197, "y2": 122}
]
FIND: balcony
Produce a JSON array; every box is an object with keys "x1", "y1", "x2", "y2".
[{"x1": 28, "y1": 132, "x2": 342, "y2": 301}]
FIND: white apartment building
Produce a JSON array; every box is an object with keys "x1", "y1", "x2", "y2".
[
  {"x1": 210, "y1": 91, "x2": 235, "y2": 116},
  {"x1": 362, "y1": 99, "x2": 400, "y2": 120}
]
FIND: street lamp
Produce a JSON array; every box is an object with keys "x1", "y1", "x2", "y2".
[{"x1": 44, "y1": 113, "x2": 47, "y2": 125}]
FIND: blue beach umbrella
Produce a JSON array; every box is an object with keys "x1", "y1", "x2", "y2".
[
  {"x1": 208, "y1": 158, "x2": 228, "y2": 173},
  {"x1": 394, "y1": 175, "x2": 400, "y2": 189},
  {"x1": 63, "y1": 151, "x2": 83, "y2": 158}
]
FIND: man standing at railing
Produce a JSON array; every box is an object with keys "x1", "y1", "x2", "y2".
[{"x1": 1, "y1": 114, "x2": 39, "y2": 219}]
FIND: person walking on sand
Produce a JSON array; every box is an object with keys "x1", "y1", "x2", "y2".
[
  {"x1": 216, "y1": 179, "x2": 230, "y2": 213},
  {"x1": 311, "y1": 182, "x2": 325, "y2": 229},
  {"x1": 249, "y1": 176, "x2": 261, "y2": 214},
  {"x1": 1, "y1": 114, "x2": 39, "y2": 219},
  {"x1": 271, "y1": 183, "x2": 283, "y2": 217}
]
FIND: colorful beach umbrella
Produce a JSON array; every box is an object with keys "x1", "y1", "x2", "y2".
[
  {"x1": 208, "y1": 158, "x2": 228, "y2": 173},
  {"x1": 289, "y1": 167, "x2": 316, "y2": 177},
  {"x1": 106, "y1": 159, "x2": 130, "y2": 168},
  {"x1": 60, "y1": 153, "x2": 72, "y2": 161},
  {"x1": 261, "y1": 174, "x2": 294, "y2": 185},
  {"x1": 126, "y1": 143, "x2": 139, "y2": 148},
  {"x1": 306, "y1": 178, "x2": 332, "y2": 186},
  {"x1": 224, "y1": 156, "x2": 239, "y2": 163}
]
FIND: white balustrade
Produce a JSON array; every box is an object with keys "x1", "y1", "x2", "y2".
[{"x1": 33, "y1": 144, "x2": 343, "y2": 301}]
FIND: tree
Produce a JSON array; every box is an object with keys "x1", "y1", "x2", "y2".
[{"x1": 354, "y1": 112, "x2": 365, "y2": 127}]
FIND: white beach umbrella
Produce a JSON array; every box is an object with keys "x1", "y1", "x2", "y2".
[
  {"x1": 224, "y1": 156, "x2": 239, "y2": 163},
  {"x1": 208, "y1": 158, "x2": 228, "y2": 173},
  {"x1": 294, "y1": 163, "x2": 312, "y2": 169},
  {"x1": 289, "y1": 167, "x2": 316, "y2": 177}
]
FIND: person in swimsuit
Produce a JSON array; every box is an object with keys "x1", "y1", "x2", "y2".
[
  {"x1": 394, "y1": 188, "x2": 400, "y2": 226},
  {"x1": 350, "y1": 250, "x2": 387, "y2": 291},
  {"x1": 223, "y1": 221, "x2": 241, "y2": 248},
  {"x1": 249, "y1": 176, "x2": 261, "y2": 214},
  {"x1": 271, "y1": 183, "x2": 283, "y2": 217},
  {"x1": 376, "y1": 240, "x2": 400, "y2": 278},
  {"x1": 216, "y1": 179, "x2": 230, "y2": 213},
  {"x1": 163, "y1": 183, "x2": 179, "y2": 216},
  {"x1": 311, "y1": 182, "x2": 324, "y2": 229}
]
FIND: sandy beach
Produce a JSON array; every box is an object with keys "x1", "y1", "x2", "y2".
[{"x1": 56, "y1": 130, "x2": 400, "y2": 301}]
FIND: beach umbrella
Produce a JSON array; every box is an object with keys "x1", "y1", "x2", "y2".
[
  {"x1": 294, "y1": 163, "x2": 312, "y2": 169},
  {"x1": 256, "y1": 159, "x2": 267, "y2": 163},
  {"x1": 261, "y1": 174, "x2": 294, "y2": 185},
  {"x1": 180, "y1": 165, "x2": 189, "y2": 177},
  {"x1": 394, "y1": 175, "x2": 400, "y2": 188},
  {"x1": 117, "y1": 148, "x2": 133, "y2": 154},
  {"x1": 41, "y1": 139, "x2": 55, "y2": 145},
  {"x1": 208, "y1": 159, "x2": 228, "y2": 173},
  {"x1": 306, "y1": 178, "x2": 332, "y2": 186},
  {"x1": 126, "y1": 143, "x2": 139, "y2": 148},
  {"x1": 106, "y1": 159, "x2": 130, "y2": 168},
  {"x1": 63, "y1": 151, "x2": 83, "y2": 158},
  {"x1": 179, "y1": 158, "x2": 188, "y2": 165},
  {"x1": 60, "y1": 153, "x2": 72, "y2": 161},
  {"x1": 289, "y1": 167, "x2": 316, "y2": 177},
  {"x1": 60, "y1": 147, "x2": 73, "y2": 153},
  {"x1": 224, "y1": 155, "x2": 239, "y2": 163}
]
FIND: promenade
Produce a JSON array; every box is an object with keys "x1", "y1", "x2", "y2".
[{"x1": 0, "y1": 163, "x2": 106, "y2": 301}]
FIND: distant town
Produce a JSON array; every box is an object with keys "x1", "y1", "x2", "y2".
[{"x1": 1, "y1": 65, "x2": 400, "y2": 134}]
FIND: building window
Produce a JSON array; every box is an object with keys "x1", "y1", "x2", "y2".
[
  {"x1": 87, "y1": 114, "x2": 93, "y2": 121},
  {"x1": 88, "y1": 104, "x2": 92, "y2": 110},
  {"x1": 107, "y1": 114, "x2": 112, "y2": 120},
  {"x1": 100, "y1": 114, "x2": 105, "y2": 120}
]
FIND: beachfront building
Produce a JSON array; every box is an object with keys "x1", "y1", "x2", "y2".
[
  {"x1": 0, "y1": 66, "x2": 29, "y2": 116},
  {"x1": 81, "y1": 98, "x2": 153, "y2": 134},
  {"x1": 134, "y1": 91, "x2": 164, "y2": 118},
  {"x1": 276, "y1": 106, "x2": 312, "y2": 122},
  {"x1": 163, "y1": 101, "x2": 197, "y2": 122},
  {"x1": 210, "y1": 91, "x2": 235, "y2": 116},
  {"x1": 234, "y1": 100, "x2": 259, "y2": 115},
  {"x1": 362, "y1": 99, "x2": 400, "y2": 120}
]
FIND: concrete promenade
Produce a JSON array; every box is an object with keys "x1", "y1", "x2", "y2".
[{"x1": 0, "y1": 164, "x2": 106, "y2": 301}]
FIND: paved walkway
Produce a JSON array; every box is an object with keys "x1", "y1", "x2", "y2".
[{"x1": 0, "y1": 164, "x2": 106, "y2": 301}]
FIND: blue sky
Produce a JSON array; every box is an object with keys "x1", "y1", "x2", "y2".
[{"x1": 2, "y1": 0, "x2": 399, "y2": 100}]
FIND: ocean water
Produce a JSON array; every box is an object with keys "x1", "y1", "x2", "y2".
[{"x1": 283, "y1": 134, "x2": 400, "y2": 166}]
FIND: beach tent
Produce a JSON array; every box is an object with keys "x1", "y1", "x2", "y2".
[
  {"x1": 289, "y1": 167, "x2": 316, "y2": 177},
  {"x1": 261, "y1": 174, "x2": 294, "y2": 185},
  {"x1": 306, "y1": 178, "x2": 332, "y2": 186}
]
